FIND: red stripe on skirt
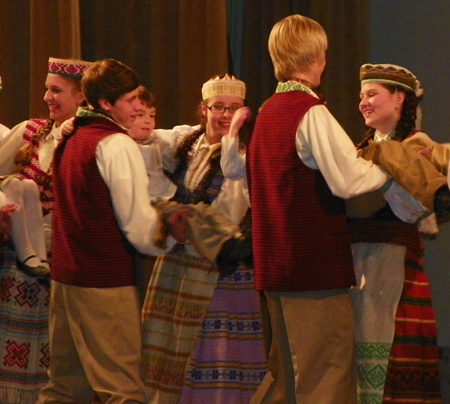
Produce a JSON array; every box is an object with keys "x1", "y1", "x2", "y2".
[{"x1": 383, "y1": 249, "x2": 441, "y2": 403}]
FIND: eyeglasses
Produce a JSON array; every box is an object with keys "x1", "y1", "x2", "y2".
[{"x1": 206, "y1": 104, "x2": 242, "y2": 114}]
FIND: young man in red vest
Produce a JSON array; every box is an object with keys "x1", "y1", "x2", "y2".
[
  {"x1": 37, "y1": 59, "x2": 188, "y2": 404},
  {"x1": 247, "y1": 15, "x2": 393, "y2": 404}
]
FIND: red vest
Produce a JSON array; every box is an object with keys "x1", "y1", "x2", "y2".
[
  {"x1": 248, "y1": 91, "x2": 355, "y2": 292},
  {"x1": 51, "y1": 116, "x2": 135, "y2": 287}
]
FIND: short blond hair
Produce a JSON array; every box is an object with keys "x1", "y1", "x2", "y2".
[{"x1": 268, "y1": 14, "x2": 328, "y2": 82}]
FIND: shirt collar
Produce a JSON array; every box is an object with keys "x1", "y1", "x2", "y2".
[
  {"x1": 275, "y1": 81, "x2": 319, "y2": 99},
  {"x1": 374, "y1": 130, "x2": 396, "y2": 142},
  {"x1": 76, "y1": 106, "x2": 129, "y2": 132}
]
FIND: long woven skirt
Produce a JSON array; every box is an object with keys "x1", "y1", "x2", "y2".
[
  {"x1": 0, "y1": 246, "x2": 50, "y2": 404},
  {"x1": 178, "y1": 266, "x2": 267, "y2": 404},
  {"x1": 142, "y1": 248, "x2": 219, "y2": 404}
]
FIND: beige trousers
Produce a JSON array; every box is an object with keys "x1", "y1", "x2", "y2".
[
  {"x1": 251, "y1": 289, "x2": 357, "y2": 404},
  {"x1": 36, "y1": 281, "x2": 146, "y2": 404}
]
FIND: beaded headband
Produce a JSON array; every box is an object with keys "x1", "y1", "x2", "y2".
[
  {"x1": 201, "y1": 74, "x2": 246, "y2": 100},
  {"x1": 360, "y1": 63, "x2": 423, "y2": 97},
  {"x1": 48, "y1": 57, "x2": 93, "y2": 78}
]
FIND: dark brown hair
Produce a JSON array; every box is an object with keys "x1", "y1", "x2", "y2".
[
  {"x1": 81, "y1": 59, "x2": 139, "y2": 109},
  {"x1": 356, "y1": 83, "x2": 419, "y2": 150},
  {"x1": 137, "y1": 86, "x2": 156, "y2": 109}
]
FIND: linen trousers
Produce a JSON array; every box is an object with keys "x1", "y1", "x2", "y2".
[
  {"x1": 36, "y1": 281, "x2": 146, "y2": 404},
  {"x1": 251, "y1": 289, "x2": 357, "y2": 404}
]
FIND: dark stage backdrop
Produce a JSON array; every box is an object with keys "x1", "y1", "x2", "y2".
[{"x1": 0, "y1": 0, "x2": 368, "y2": 143}]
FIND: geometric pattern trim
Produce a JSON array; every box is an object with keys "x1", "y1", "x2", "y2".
[
  {"x1": 0, "y1": 246, "x2": 49, "y2": 404},
  {"x1": 355, "y1": 341, "x2": 391, "y2": 404},
  {"x1": 180, "y1": 267, "x2": 267, "y2": 403},
  {"x1": 383, "y1": 259, "x2": 442, "y2": 403},
  {"x1": 48, "y1": 57, "x2": 93, "y2": 78}
]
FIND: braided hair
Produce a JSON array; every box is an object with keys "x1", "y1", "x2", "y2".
[
  {"x1": 356, "y1": 84, "x2": 419, "y2": 150},
  {"x1": 14, "y1": 119, "x2": 55, "y2": 173}
]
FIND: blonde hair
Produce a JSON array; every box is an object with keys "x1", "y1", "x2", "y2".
[{"x1": 268, "y1": 14, "x2": 328, "y2": 82}]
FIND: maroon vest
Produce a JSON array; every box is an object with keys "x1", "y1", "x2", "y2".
[
  {"x1": 51, "y1": 116, "x2": 135, "y2": 287},
  {"x1": 248, "y1": 91, "x2": 355, "y2": 292}
]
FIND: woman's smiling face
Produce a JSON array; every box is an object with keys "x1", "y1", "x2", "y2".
[
  {"x1": 201, "y1": 95, "x2": 244, "y2": 144},
  {"x1": 43, "y1": 74, "x2": 84, "y2": 127},
  {"x1": 359, "y1": 83, "x2": 404, "y2": 133}
]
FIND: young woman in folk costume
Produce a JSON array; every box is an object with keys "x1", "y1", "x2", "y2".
[
  {"x1": 0, "y1": 57, "x2": 91, "y2": 404},
  {"x1": 142, "y1": 75, "x2": 266, "y2": 404},
  {"x1": 348, "y1": 63, "x2": 442, "y2": 403}
]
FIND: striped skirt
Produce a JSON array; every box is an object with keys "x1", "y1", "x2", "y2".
[
  {"x1": 142, "y1": 246, "x2": 267, "y2": 404},
  {"x1": 178, "y1": 266, "x2": 267, "y2": 404},
  {"x1": 142, "y1": 247, "x2": 219, "y2": 404},
  {"x1": 351, "y1": 243, "x2": 441, "y2": 404}
]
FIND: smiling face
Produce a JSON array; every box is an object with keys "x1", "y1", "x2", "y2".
[
  {"x1": 99, "y1": 88, "x2": 141, "y2": 129},
  {"x1": 43, "y1": 74, "x2": 84, "y2": 127},
  {"x1": 129, "y1": 103, "x2": 156, "y2": 141},
  {"x1": 201, "y1": 95, "x2": 244, "y2": 144},
  {"x1": 359, "y1": 83, "x2": 405, "y2": 136}
]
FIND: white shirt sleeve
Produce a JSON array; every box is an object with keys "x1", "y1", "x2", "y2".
[
  {"x1": 0, "y1": 124, "x2": 9, "y2": 140},
  {"x1": 296, "y1": 104, "x2": 390, "y2": 199},
  {"x1": 96, "y1": 133, "x2": 176, "y2": 256},
  {"x1": 0, "y1": 121, "x2": 27, "y2": 175},
  {"x1": 219, "y1": 135, "x2": 250, "y2": 207},
  {"x1": 153, "y1": 125, "x2": 199, "y2": 173},
  {"x1": 220, "y1": 134, "x2": 246, "y2": 180}
]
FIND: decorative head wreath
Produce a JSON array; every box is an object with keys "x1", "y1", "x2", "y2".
[{"x1": 201, "y1": 74, "x2": 246, "y2": 100}]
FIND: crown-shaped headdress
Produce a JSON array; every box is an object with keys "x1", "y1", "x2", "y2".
[{"x1": 201, "y1": 74, "x2": 246, "y2": 100}]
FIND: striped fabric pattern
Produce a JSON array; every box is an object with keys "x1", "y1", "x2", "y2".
[
  {"x1": 353, "y1": 244, "x2": 441, "y2": 404},
  {"x1": 20, "y1": 119, "x2": 54, "y2": 216},
  {"x1": 142, "y1": 247, "x2": 219, "y2": 404},
  {"x1": 179, "y1": 266, "x2": 267, "y2": 403},
  {"x1": 383, "y1": 249, "x2": 441, "y2": 403}
]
